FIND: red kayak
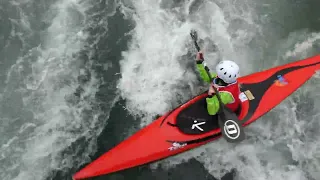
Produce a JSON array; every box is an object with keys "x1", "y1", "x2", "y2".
[{"x1": 73, "y1": 55, "x2": 320, "y2": 180}]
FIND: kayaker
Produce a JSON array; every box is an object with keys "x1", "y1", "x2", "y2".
[{"x1": 195, "y1": 51, "x2": 241, "y2": 115}]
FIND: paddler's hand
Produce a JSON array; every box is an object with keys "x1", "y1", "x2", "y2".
[
  {"x1": 208, "y1": 83, "x2": 219, "y2": 96},
  {"x1": 208, "y1": 86, "x2": 214, "y2": 96},
  {"x1": 196, "y1": 51, "x2": 204, "y2": 62}
]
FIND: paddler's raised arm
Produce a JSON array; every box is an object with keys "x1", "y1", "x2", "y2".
[{"x1": 195, "y1": 51, "x2": 217, "y2": 83}]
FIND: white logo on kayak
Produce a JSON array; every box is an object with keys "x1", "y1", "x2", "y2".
[
  {"x1": 168, "y1": 142, "x2": 187, "y2": 151},
  {"x1": 224, "y1": 120, "x2": 240, "y2": 139},
  {"x1": 239, "y1": 92, "x2": 248, "y2": 102},
  {"x1": 191, "y1": 120, "x2": 206, "y2": 131}
]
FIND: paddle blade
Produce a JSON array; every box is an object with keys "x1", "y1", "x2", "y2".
[
  {"x1": 218, "y1": 107, "x2": 245, "y2": 143},
  {"x1": 190, "y1": 29, "x2": 198, "y2": 41}
]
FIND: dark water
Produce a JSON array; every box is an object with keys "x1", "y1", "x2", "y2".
[{"x1": 1, "y1": 0, "x2": 320, "y2": 180}]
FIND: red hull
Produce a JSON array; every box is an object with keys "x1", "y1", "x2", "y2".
[{"x1": 73, "y1": 55, "x2": 320, "y2": 180}]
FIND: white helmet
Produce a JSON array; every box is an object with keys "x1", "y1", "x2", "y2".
[{"x1": 215, "y1": 60, "x2": 239, "y2": 84}]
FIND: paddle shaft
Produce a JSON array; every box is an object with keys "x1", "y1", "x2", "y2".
[{"x1": 191, "y1": 37, "x2": 225, "y2": 112}]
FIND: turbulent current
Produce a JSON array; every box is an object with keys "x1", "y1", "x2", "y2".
[{"x1": 1, "y1": 0, "x2": 320, "y2": 180}]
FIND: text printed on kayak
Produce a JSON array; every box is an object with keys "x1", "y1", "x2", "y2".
[{"x1": 168, "y1": 142, "x2": 187, "y2": 151}]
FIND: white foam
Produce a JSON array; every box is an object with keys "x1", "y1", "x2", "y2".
[
  {"x1": 118, "y1": 1, "x2": 198, "y2": 124},
  {"x1": 285, "y1": 32, "x2": 320, "y2": 59}
]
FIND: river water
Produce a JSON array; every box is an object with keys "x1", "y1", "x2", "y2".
[{"x1": 1, "y1": 0, "x2": 320, "y2": 180}]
